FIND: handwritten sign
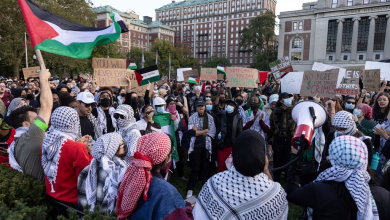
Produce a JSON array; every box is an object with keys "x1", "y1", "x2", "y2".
[
  {"x1": 201, "y1": 68, "x2": 217, "y2": 81},
  {"x1": 300, "y1": 69, "x2": 339, "y2": 98},
  {"x1": 183, "y1": 69, "x2": 199, "y2": 82},
  {"x1": 93, "y1": 69, "x2": 130, "y2": 86},
  {"x1": 226, "y1": 67, "x2": 258, "y2": 88},
  {"x1": 217, "y1": 74, "x2": 224, "y2": 81},
  {"x1": 127, "y1": 69, "x2": 147, "y2": 96},
  {"x1": 281, "y1": 72, "x2": 304, "y2": 94},
  {"x1": 343, "y1": 66, "x2": 364, "y2": 76},
  {"x1": 312, "y1": 62, "x2": 345, "y2": 88},
  {"x1": 92, "y1": 58, "x2": 126, "y2": 69},
  {"x1": 22, "y1": 66, "x2": 40, "y2": 79},
  {"x1": 269, "y1": 56, "x2": 294, "y2": 79},
  {"x1": 336, "y1": 68, "x2": 360, "y2": 96},
  {"x1": 365, "y1": 61, "x2": 390, "y2": 81},
  {"x1": 363, "y1": 69, "x2": 381, "y2": 91},
  {"x1": 177, "y1": 68, "x2": 192, "y2": 81}
]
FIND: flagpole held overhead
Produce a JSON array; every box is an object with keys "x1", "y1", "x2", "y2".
[
  {"x1": 25, "y1": 32, "x2": 28, "y2": 68},
  {"x1": 35, "y1": 49, "x2": 46, "y2": 70},
  {"x1": 169, "y1": 53, "x2": 171, "y2": 81},
  {"x1": 155, "y1": 50, "x2": 158, "y2": 65},
  {"x1": 141, "y1": 49, "x2": 145, "y2": 68}
]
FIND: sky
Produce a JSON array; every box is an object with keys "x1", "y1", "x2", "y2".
[{"x1": 90, "y1": 0, "x2": 313, "y2": 33}]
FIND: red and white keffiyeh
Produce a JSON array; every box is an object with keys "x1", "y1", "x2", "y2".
[{"x1": 115, "y1": 132, "x2": 171, "y2": 219}]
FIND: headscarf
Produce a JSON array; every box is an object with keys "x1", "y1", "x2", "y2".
[
  {"x1": 260, "y1": 95, "x2": 268, "y2": 104},
  {"x1": 233, "y1": 130, "x2": 265, "y2": 177},
  {"x1": 115, "y1": 132, "x2": 171, "y2": 219},
  {"x1": 332, "y1": 111, "x2": 357, "y2": 137},
  {"x1": 84, "y1": 133, "x2": 127, "y2": 213},
  {"x1": 0, "y1": 118, "x2": 12, "y2": 130},
  {"x1": 357, "y1": 103, "x2": 372, "y2": 120},
  {"x1": 308, "y1": 136, "x2": 379, "y2": 220},
  {"x1": 94, "y1": 91, "x2": 115, "y2": 134},
  {"x1": 113, "y1": 104, "x2": 139, "y2": 157},
  {"x1": 6, "y1": 98, "x2": 25, "y2": 115},
  {"x1": 41, "y1": 107, "x2": 79, "y2": 192}
]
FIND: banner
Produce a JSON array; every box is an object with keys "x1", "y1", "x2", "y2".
[
  {"x1": 269, "y1": 56, "x2": 293, "y2": 79},
  {"x1": 226, "y1": 67, "x2": 258, "y2": 88},
  {"x1": 281, "y1": 72, "x2": 304, "y2": 94},
  {"x1": 363, "y1": 69, "x2": 381, "y2": 91},
  {"x1": 300, "y1": 69, "x2": 339, "y2": 98},
  {"x1": 92, "y1": 58, "x2": 127, "y2": 69},
  {"x1": 201, "y1": 68, "x2": 217, "y2": 81},
  {"x1": 22, "y1": 66, "x2": 40, "y2": 79},
  {"x1": 312, "y1": 62, "x2": 345, "y2": 88},
  {"x1": 365, "y1": 61, "x2": 390, "y2": 81},
  {"x1": 217, "y1": 74, "x2": 224, "y2": 81},
  {"x1": 177, "y1": 68, "x2": 192, "y2": 81},
  {"x1": 183, "y1": 69, "x2": 198, "y2": 82}
]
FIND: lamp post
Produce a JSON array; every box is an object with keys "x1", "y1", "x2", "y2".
[{"x1": 33, "y1": 54, "x2": 37, "y2": 66}]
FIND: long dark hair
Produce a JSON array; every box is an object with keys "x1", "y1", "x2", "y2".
[{"x1": 372, "y1": 92, "x2": 390, "y2": 120}]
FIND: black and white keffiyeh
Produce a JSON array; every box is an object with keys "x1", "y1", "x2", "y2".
[
  {"x1": 42, "y1": 107, "x2": 79, "y2": 192},
  {"x1": 94, "y1": 91, "x2": 115, "y2": 134},
  {"x1": 84, "y1": 133, "x2": 127, "y2": 214},
  {"x1": 8, "y1": 127, "x2": 29, "y2": 173},
  {"x1": 77, "y1": 112, "x2": 102, "y2": 141},
  {"x1": 332, "y1": 111, "x2": 357, "y2": 137},
  {"x1": 113, "y1": 104, "x2": 141, "y2": 162},
  {"x1": 308, "y1": 136, "x2": 379, "y2": 220},
  {"x1": 193, "y1": 166, "x2": 288, "y2": 219}
]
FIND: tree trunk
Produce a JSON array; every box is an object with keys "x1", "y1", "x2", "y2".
[{"x1": 13, "y1": 58, "x2": 21, "y2": 79}]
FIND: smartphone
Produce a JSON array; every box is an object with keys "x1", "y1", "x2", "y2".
[
  {"x1": 185, "y1": 195, "x2": 197, "y2": 205},
  {"x1": 0, "y1": 142, "x2": 9, "y2": 149}
]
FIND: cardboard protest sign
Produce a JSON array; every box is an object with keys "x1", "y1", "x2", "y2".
[
  {"x1": 365, "y1": 61, "x2": 390, "y2": 81},
  {"x1": 312, "y1": 62, "x2": 345, "y2": 88},
  {"x1": 177, "y1": 68, "x2": 192, "y2": 81},
  {"x1": 93, "y1": 69, "x2": 130, "y2": 86},
  {"x1": 92, "y1": 58, "x2": 127, "y2": 69},
  {"x1": 183, "y1": 69, "x2": 198, "y2": 82},
  {"x1": 125, "y1": 69, "x2": 148, "y2": 96},
  {"x1": 335, "y1": 68, "x2": 360, "y2": 96},
  {"x1": 201, "y1": 68, "x2": 217, "y2": 81},
  {"x1": 217, "y1": 74, "x2": 224, "y2": 81},
  {"x1": 363, "y1": 69, "x2": 381, "y2": 91},
  {"x1": 343, "y1": 66, "x2": 364, "y2": 76},
  {"x1": 22, "y1": 66, "x2": 40, "y2": 79},
  {"x1": 269, "y1": 56, "x2": 294, "y2": 79},
  {"x1": 281, "y1": 72, "x2": 304, "y2": 94},
  {"x1": 226, "y1": 67, "x2": 258, "y2": 88},
  {"x1": 300, "y1": 69, "x2": 339, "y2": 98}
]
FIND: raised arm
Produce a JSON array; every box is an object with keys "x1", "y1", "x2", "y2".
[{"x1": 38, "y1": 68, "x2": 53, "y2": 124}]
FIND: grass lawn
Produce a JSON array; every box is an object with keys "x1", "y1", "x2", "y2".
[{"x1": 169, "y1": 161, "x2": 302, "y2": 220}]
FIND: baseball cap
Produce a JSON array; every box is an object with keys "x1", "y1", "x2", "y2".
[
  {"x1": 264, "y1": 86, "x2": 273, "y2": 94},
  {"x1": 196, "y1": 100, "x2": 206, "y2": 107},
  {"x1": 279, "y1": 92, "x2": 293, "y2": 100},
  {"x1": 77, "y1": 92, "x2": 96, "y2": 104},
  {"x1": 269, "y1": 94, "x2": 279, "y2": 104}
]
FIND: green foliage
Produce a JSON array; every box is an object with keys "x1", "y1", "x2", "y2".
[
  {"x1": 58, "y1": 206, "x2": 116, "y2": 220},
  {"x1": 202, "y1": 56, "x2": 231, "y2": 68},
  {"x1": 251, "y1": 46, "x2": 278, "y2": 71}
]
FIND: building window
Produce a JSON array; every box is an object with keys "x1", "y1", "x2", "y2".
[
  {"x1": 291, "y1": 52, "x2": 301, "y2": 61},
  {"x1": 293, "y1": 22, "x2": 298, "y2": 30},
  {"x1": 357, "y1": 17, "x2": 370, "y2": 51},
  {"x1": 298, "y1": 21, "x2": 303, "y2": 30},
  {"x1": 326, "y1": 20, "x2": 338, "y2": 52},
  {"x1": 292, "y1": 37, "x2": 303, "y2": 48},
  {"x1": 343, "y1": 55, "x2": 348, "y2": 60},
  {"x1": 374, "y1": 16, "x2": 387, "y2": 51},
  {"x1": 291, "y1": 37, "x2": 302, "y2": 61},
  {"x1": 329, "y1": 56, "x2": 333, "y2": 61},
  {"x1": 375, "y1": 54, "x2": 381, "y2": 59},
  {"x1": 342, "y1": 19, "x2": 353, "y2": 52},
  {"x1": 359, "y1": 55, "x2": 364, "y2": 60},
  {"x1": 347, "y1": 0, "x2": 353, "y2": 6},
  {"x1": 332, "y1": 0, "x2": 337, "y2": 8},
  {"x1": 364, "y1": 0, "x2": 370, "y2": 3},
  {"x1": 310, "y1": 5, "x2": 314, "y2": 9}
]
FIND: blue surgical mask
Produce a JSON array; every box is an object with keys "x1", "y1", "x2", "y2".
[
  {"x1": 226, "y1": 105, "x2": 234, "y2": 113},
  {"x1": 283, "y1": 97, "x2": 292, "y2": 107},
  {"x1": 55, "y1": 80, "x2": 59, "y2": 84},
  {"x1": 156, "y1": 107, "x2": 164, "y2": 113},
  {"x1": 206, "y1": 105, "x2": 213, "y2": 111},
  {"x1": 353, "y1": 109, "x2": 362, "y2": 117},
  {"x1": 345, "y1": 103, "x2": 355, "y2": 110},
  {"x1": 186, "y1": 86, "x2": 189, "y2": 90},
  {"x1": 154, "y1": 87, "x2": 157, "y2": 90}
]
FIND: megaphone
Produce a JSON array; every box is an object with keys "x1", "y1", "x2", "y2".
[{"x1": 291, "y1": 100, "x2": 327, "y2": 151}]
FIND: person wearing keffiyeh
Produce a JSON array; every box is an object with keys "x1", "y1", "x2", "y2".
[
  {"x1": 92, "y1": 90, "x2": 115, "y2": 134},
  {"x1": 78, "y1": 133, "x2": 128, "y2": 214},
  {"x1": 115, "y1": 132, "x2": 193, "y2": 220}
]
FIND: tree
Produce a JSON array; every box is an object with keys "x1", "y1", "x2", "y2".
[
  {"x1": 202, "y1": 56, "x2": 231, "y2": 68},
  {"x1": 240, "y1": 10, "x2": 278, "y2": 70}
]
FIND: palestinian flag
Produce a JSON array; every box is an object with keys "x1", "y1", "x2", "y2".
[
  {"x1": 134, "y1": 65, "x2": 161, "y2": 86},
  {"x1": 217, "y1": 65, "x2": 226, "y2": 74},
  {"x1": 188, "y1": 76, "x2": 200, "y2": 84},
  {"x1": 18, "y1": 0, "x2": 128, "y2": 59},
  {"x1": 153, "y1": 113, "x2": 178, "y2": 161},
  {"x1": 126, "y1": 60, "x2": 137, "y2": 70}
]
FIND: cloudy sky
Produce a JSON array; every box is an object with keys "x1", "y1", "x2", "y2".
[{"x1": 90, "y1": 0, "x2": 313, "y2": 33}]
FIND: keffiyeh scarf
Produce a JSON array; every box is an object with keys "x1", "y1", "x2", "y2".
[
  {"x1": 333, "y1": 111, "x2": 357, "y2": 137},
  {"x1": 8, "y1": 127, "x2": 29, "y2": 173},
  {"x1": 85, "y1": 133, "x2": 127, "y2": 214},
  {"x1": 194, "y1": 166, "x2": 288, "y2": 220},
  {"x1": 308, "y1": 136, "x2": 379, "y2": 220},
  {"x1": 94, "y1": 91, "x2": 115, "y2": 134},
  {"x1": 115, "y1": 133, "x2": 171, "y2": 219},
  {"x1": 77, "y1": 112, "x2": 102, "y2": 141},
  {"x1": 42, "y1": 107, "x2": 79, "y2": 193}
]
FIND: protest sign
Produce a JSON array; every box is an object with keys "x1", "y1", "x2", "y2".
[
  {"x1": 183, "y1": 69, "x2": 198, "y2": 82},
  {"x1": 343, "y1": 66, "x2": 364, "y2": 76},
  {"x1": 177, "y1": 68, "x2": 192, "y2": 81},
  {"x1": 93, "y1": 69, "x2": 129, "y2": 86},
  {"x1": 269, "y1": 56, "x2": 294, "y2": 79},
  {"x1": 363, "y1": 69, "x2": 381, "y2": 91},
  {"x1": 365, "y1": 61, "x2": 390, "y2": 81},
  {"x1": 312, "y1": 62, "x2": 345, "y2": 87},
  {"x1": 300, "y1": 69, "x2": 339, "y2": 98},
  {"x1": 226, "y1": 67, "x2": 258, "y2": 88},
  {"x1": 217, "y1": 74, "x2": 224, "y2": 81},
  {"x1": 92, "y1": 58, "x2": 127, "y2": 69},
  {"x1": 281, "y1": 72, "x2": 304, "y2": 94},
  {"x1": 201, "y1": 68, "x2": 217, "y2": 81},
  {"x1": 259, "y1": 71, "x2": 268, "y2": 84},
  {"x1": 22, "y1": 66, "x2": 40, "y2": 79},
  {"x1": 335, "y1": 67, "x2": 360, "y2": 96},
  {"x1": 127, "y1": 69, "x2": 147, "y2": 96}
]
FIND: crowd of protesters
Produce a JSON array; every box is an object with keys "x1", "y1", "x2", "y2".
[{"x1": 0, "y1": 69, "x2": 389, "y2": 220}]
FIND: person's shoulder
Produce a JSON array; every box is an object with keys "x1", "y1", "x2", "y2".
[{"x1": 150, "y1": 177, "x2": 184, "y2": 203}]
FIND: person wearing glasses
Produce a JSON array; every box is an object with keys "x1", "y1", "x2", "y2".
[
  {"x1": 76, "y1": 92, "x2": 102, "y2": 141},
  {"x1": 343, "y1": 96, "x2": 356, "y2": 114}
]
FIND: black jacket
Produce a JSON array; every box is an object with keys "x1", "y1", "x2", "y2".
[{"x1": 218, "y1": 110, "x2": 243, "y2": 149}]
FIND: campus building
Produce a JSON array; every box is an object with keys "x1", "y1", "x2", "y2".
[
  {"x1": 155, "y1": 0, "x2": 277, "y2": 67},
  {"x1": 94, "y1": 6, "x2": 175, "y2": 54},
  {"x1": 278, "y1": 0, "x2": 390, "y2": 71}
]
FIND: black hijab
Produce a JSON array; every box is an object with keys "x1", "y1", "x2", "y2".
[{"x1": 233, "y1": 130, "x2": 265, "y2": 177}]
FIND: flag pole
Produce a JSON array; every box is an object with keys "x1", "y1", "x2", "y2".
[
  {"x1": 35, "y1": 49, "x2": 46, "y2": 70},
  {"x1": 169, "y1": 53, "x2": 171, "y2": 82},
  {"x1": 25, "y1": 33, "x2": 28, "y2": 68}
]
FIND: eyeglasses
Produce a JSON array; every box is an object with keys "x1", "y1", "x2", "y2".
[
  {"x1": 113, "y1": 113, "x2": 125, "y2": 119},
  {"x1": 346, "y1": 101, "x2": 356, "y2": 104},
  {"x1": 0, "y1": 86, "x2": 5, "y2": 88},
  {"x1": 82, "y1": 102, "x2": 92, "y2": 108}
]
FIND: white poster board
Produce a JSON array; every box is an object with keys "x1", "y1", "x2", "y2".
[
  {"x1": 281, "y1": 72, "x2": 304, "y2": 94},
  {"x1": 365, "y1": 61, "x2": 390, "y2": 81},
  {"x1": 177, "y1": 68, "x2": 192, "y2": 82},
  {"x1": 312, "y1": 62, "x2": 345, "y2": 88}
]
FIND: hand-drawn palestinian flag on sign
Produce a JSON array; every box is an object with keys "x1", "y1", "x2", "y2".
[
  {"x1": 134, "y1": 65, "x2": 161, "y2": 86},
  {"x1": 18, "y1": 0, "x2": 128, "y2": 59},
  {"x1": 188, "y1": 76, "x2": 200, "y2": 84},
  {"x1": 126, "y1": 60, "x2": 137, "y2": 70},
  {"x1": 217, "y1": 65, "x2": 226, "y2": 74}
]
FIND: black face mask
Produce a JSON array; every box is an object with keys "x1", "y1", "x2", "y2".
[
  {"x1": 131, "y1": 97, "x2": 138, "y2": 109},
  {"x1": 219, "y1": 98, "x2": 226, "y2": 104},
  {"x1": 236, "y1": 99, "x2": 243, "y2": 106},
  {"x1": 26, "y1": 93, "x2": 34, "y2": 100},
  {"x1": 250, "y1": 102, "x2": 258, "y2": 109},
  {"x1": 21, "y1": 95, "x2": 27, "y2": 99},
  {"x1": 100, "y1": 98, "x2": 110, "y2": 108},
  {"x1": 211, "y1": 90, "x2": 218, "y2": 95},
  {"x1": 120, "y1": 93, "x2": 126, "y2": 97},
  {"x1": 174, "y1": 91, "x2": 178, "y2": 96},
  {"x1": 53, "y1": 101, "x2": 60, "y2": 108}
]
